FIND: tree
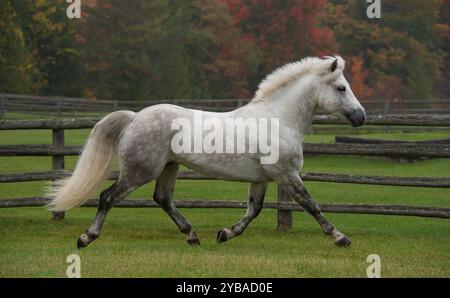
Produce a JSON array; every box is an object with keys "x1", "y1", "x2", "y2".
[
  {"x1": 436, "y1": 0, "x2": 450, "y2": 97},
  {"x1": 223, "y1": 0, "x2": 337, "y2": 84},
  {"x1": 11, "y1": 0, "x2": 82, "y2": 96},
  {"x1": 188, "y1": 0, "x2": 261, "y2": 98},
  {"x1": 0, "y1": 0, "x2": 35, "y2": 93},
  {"x1": 326, "y1": 0, "x2": 446, "y2": 99},
  {"x1": 79, "y1": 0, "x2": 260, "y2": 100},
  {"x1": 348, "y1": 56, "x2": 372, "y2": 99},
  {"x1": 79, "y1": 0, "x2": 194, "y2": 100}
]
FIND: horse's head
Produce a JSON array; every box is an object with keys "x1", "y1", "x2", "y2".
[{"x1": 314, "y1": 56, "x2": 366, "y2": 127}]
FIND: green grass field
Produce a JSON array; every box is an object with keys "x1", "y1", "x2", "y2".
[{"x1": 0, "y1": 123, "x2": 449, "y2": 277}]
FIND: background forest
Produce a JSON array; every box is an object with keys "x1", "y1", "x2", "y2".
[{"x1": 0, "y1": 0, "x2": 448, "y2": 101}]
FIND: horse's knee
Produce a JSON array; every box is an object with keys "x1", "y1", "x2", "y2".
[
  {"x1": 153, "y1": 192, "x2": 169, "y2": 209},
  {"x1": 152, "y1": 192, "x2": 161, "y2": 204},
  {"x1": 254, "y1": 200, "x2": 264, "y2": 216}
]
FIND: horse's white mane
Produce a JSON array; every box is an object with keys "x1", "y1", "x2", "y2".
[{"x1": 252, "y1": 56, "x2": 345, "y2": 102}]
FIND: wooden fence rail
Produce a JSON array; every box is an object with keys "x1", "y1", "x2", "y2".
[
  {"x1": 1, "y1": 114, "x2": 449, "y2": 228},
  {"x1": 335, "y1": 136, "x2": 450, "y2": 145},
  {"x1": 2, "y1": 93, "x2": 450, "y2": 117},
  {"x1": 1, "y1": 142, "x2": 449, "y2": 158},
  {"x1": 1, "y1": 170, "x2": 450, "y2": 188},
  {"x1": 1, "y1": 198, "x2": 449, "y2": 219},
  {"x1": 2, "y1": 114, "x2": 450, "y2": 129}
]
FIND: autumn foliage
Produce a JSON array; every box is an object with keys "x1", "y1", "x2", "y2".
[
  {"x1": 348, "y1": 56, "x2": 373, "y2": 99},
  {"x1": 0, "y1": 0, "x2": 448, "y2": 101},
  {"x1": 223, "y1": 0, "x2": 337, "y2": 74}
]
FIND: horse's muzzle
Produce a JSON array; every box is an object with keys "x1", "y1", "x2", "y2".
[{"x1": 345, "y1": 109, "x2": 366, "y2": 127}]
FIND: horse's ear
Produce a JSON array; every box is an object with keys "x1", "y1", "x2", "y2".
[{"x1": 330, "y1": 59, "x2": 338, "y2": 72}]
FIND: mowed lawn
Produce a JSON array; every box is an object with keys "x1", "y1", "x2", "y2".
[{"x1": 0, "y1": 126, "x2": 449, "y2": 277}]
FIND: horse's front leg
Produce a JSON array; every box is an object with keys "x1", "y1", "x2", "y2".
[
  {"x1": 217, "y1": 182, "x2": 267, "y2": 243},
  {"x1": 281, "y1": 174, "x2": 351, "y2": 247}
]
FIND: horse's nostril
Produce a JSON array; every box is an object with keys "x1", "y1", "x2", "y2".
[
  {"x1": 345, "y1": 109, "x2": 365, "y2": 127},
  {"x1": 355, "y1": 109, "x2": 365, "y2": 125}
]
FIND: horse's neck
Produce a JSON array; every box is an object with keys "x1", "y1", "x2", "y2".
[{"x1": 237, "y1": 83, "x2": 317, "y2": 137}]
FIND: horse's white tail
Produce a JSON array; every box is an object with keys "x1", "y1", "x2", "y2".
[{"x1": 46, "y1": 110, "x2": 135, "y2": 212}]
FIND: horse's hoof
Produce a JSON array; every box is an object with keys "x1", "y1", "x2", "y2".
[
  {"x1": 217, "y1": 229, "x2": 229, "y2": 243},
  {"x1": 187, "y1": 238, "x2": 200, "y2": 246},
  {"x1": 77, "y1": 234, "x2": 90, "y2": 249},
  {"x1": 335, "y1": 236, "x2": 352, "y2": 247},
  {"x1": 186, "y1": 231, "x2": 200, "y2": 246}
]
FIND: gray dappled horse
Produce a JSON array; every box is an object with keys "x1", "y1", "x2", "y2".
[{"x1": 47, "y1": 56, "x2": 366, "y2": 248}]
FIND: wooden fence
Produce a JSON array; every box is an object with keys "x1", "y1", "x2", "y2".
[
  {"x1": 1, "y1": 114, "x2": 450, "y2": 228},
  {"x1": 1, "y1": 93, "x2": 450, "y2": 118}
]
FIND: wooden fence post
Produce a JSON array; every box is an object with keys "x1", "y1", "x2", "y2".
[
  {"x1": 51, "y1": 128, "x2": 65, "y2": 220},
  {"x1": 277, "y1": 185, "x2": 292, "y2": 231}
]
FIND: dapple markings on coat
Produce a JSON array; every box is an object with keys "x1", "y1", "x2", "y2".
[{"x1": 46, "y1": 56, "x2": 365, "y2": 248}]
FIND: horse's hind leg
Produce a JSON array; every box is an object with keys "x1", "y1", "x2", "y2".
[
  {"x1": 217, "y1": 182, "x2": 267, "y2": 243},
  {"x1": 153, "y1": 162, "x2": 200, "y2": 245},
  {"x1": 282, "y1": 174, "x2": 351, "y2": 247},
  {"x1": 77, "y1": 179, "x2": 133, "y2": 249}
]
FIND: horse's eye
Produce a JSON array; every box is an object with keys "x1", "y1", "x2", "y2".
[{"x1": 337, "y1": 86, "x2": 346, "y2": 92}]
